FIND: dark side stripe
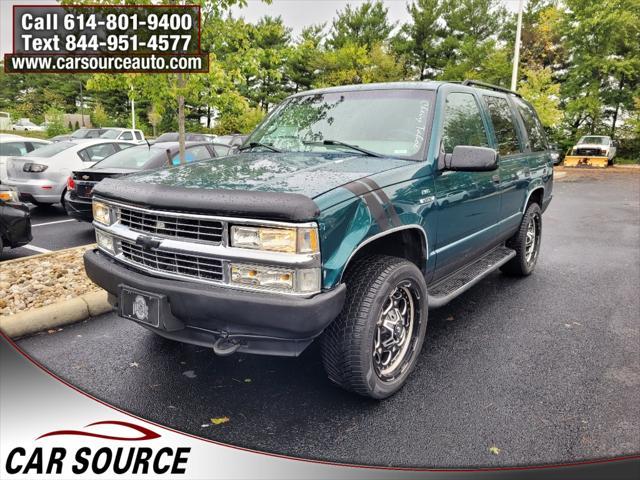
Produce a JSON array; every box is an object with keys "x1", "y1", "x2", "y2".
[
  {"x1": 343, "y1": 181, "x2": 391, "y2": 230},
  {"x1": 356, "y1": 177, "x2": 401, "y2": 227}
]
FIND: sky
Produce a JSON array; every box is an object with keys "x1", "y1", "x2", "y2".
[{"x1": 1, "y1": 0, "x2": 522, "y2": 56}]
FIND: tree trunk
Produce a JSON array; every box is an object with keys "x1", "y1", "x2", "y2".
[
  {"x1": 610, "y1": 75, "x2": 625, "y2": 138},
  {"x1": 177, "y1": 72, "x2": 186, "y2": 164}
]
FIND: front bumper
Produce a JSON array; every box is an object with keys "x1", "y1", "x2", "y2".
[
  {"x1": 0, "y1": 203, "x2": 32, "y2": 248},
  {"x1": 84, "y1": 249, "x2": 346, "y2": 356},
  {"x1": 64, "y1": 192, "x2": 93, "y2": 222}
]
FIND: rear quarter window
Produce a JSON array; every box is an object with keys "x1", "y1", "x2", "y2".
[
  {"x1": 482, "y1": 95, "x2": 522, "y2": 156},
  {"x1": 513, "y1": 98, "x2": 548, "y2": 152}
]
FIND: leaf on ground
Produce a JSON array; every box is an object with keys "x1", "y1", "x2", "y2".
[
  {"x1": 182, "y1": 370, "x2": 196, "y2": 378},
  {"x1": 244, "y1": 378, "x2": 252, "y2": 383},
  {"x1": 210, "y1": 417, "x2": 230, "y2": 425},
  {"x1": 446, "y1": 315, "x2": 454, "y2": 321},
  {"x1": 489, "y1": 446, "x2": 501, "y2": 455}
]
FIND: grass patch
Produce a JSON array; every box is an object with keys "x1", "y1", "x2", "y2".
[
  {"x1": 615, "y1": 157, "x2": 640, "y2": 165},
  {"x1": 0, "y1": 129, "x2": 50, "y2": 140}
]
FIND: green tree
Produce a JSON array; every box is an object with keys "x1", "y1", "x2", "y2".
[
  {"x1": 328, "y1": 1, "x2": 395, "y2": 51},
  {"x1": 44, "y1": 108, "x2": 67, "y2": 137},
  {"x1": 562, "y1": 0, "x2": 640, "y2": 138},
  {"x1": 519, "y1": 67, "x2": 562, "y2": 127},
  {"x1": 91, "y1": 103, "x2": 109, "y2": 128},
  {"x1": 392, "y1": 0, "x2": 444, "y2": 80}
]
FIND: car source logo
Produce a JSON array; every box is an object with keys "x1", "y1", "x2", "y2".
[{"x1": 133, "y1": 295, "x2": 149, "y2": 321}]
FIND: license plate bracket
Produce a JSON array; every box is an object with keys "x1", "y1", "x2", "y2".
[{"x1": 119, "y1": 286, "x2": 162, "y2": 328}]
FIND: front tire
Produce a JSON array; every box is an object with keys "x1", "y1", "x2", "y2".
[
  {"x1": 321, "y1": 255, "x2": 428, "y2": 399},
  {"x1": 501, "y1": 202, "x2": 542, "y2": 276}
]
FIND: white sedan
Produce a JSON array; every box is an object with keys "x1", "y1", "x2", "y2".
[
  {"x1": 4, "y1": 139, "x2": 135, "y2": 205},
  {"x1": 0, "y1": 134, "x2": 51, "y2": 183},
  {"x1": 11, "y1": 119, "x2": 45, "y2": 132}
]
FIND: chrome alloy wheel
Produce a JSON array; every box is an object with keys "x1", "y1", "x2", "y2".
[
  {"x1": 525, "y1": 212, "x2": 541, "y2": 266},
  {"x1": 373, "y1": 282, "x2": 419, "y2": 381}
]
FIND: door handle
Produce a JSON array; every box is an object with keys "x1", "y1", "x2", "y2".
[{"x1": 492, "y1": 174, "x2": 500, "y2": 183}]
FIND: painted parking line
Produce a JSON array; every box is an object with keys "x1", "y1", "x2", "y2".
[
  {"x1": 31, "y1": 219, "x2": 76, "y2": 227},
  {"x1": 22, "y1": 245, "x2": 51, "y2": 253}
]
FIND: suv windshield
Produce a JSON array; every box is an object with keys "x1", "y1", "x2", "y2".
[
  {"x1": 100, "y1": 130, "x2": 122, "y2": 139},
  {"x1": 247, "y1": 89, "x2": 435, "y2": 160},
  {"x1": 579, "y1": 136, "x2": 609, "y2": 145},
  {"x1": 25, "y1": 141, "x2": 74, "y2": 157},
  {"x1": 93, "y1": 145, "x2": 162, "y2": 169}
]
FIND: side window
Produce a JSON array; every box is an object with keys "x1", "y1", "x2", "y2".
[
  {"x1": 513, "y1": 98, "x2": 547, "y2": 152},
  {"x1": 120, "y1": 131, "x2": 134, "y2": 141},
  {"x1": 117, "y1": 143, "x2": 134, "y2": 151},
  {"x1": 80, "y1": 143, "x2": 117, "y2": 162},
  {"x1": 134, "y1": 131, "x2": 143, "y2": 140},
  {"x1": 26, "y1": 141, "x2": 48, "y2": 152},
  {"x1": 441, "y1": 92, "x2": 489, "y2": 154},
  {"x1": 87, "y1": 130, "x2": 101, "y2": 138},
  {"x1": 0, "y1": 142, "x2": 28, "y2": 156},
  {"x1": 171, "y1": 145, "x2": 213, "y2": 165},
  {"x1": 212, "y1": 145, "x2": 231, "y2": 157},
  {"x1": 483, "y1": 96, "x2": 522, "y2": 156}
]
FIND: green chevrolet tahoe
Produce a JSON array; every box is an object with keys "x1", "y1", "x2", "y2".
[{"x1": 84, "y1": 80, "x2": 553, "y2": 399}]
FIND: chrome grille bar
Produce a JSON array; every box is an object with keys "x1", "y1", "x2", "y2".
[{"x1": 118, "y1": 206, "x2": 224, "y2": 244}]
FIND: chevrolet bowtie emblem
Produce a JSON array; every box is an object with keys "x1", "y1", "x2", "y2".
[{"x1": 135, "y1": 235, "x2": 161, "y2": 251}]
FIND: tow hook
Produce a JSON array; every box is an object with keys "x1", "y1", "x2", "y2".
[{"x1": 212, "y1": 336, "x2": 241, "y2": 356}]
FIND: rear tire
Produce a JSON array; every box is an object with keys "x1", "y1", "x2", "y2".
[
  {"x1": 501, "y1": 202, "x2": 542, "y2": 276},
  {"x1": 321, "y1": 255, "x2": 428, "y2": 399}
]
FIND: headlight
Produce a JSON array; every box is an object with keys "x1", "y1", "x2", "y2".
[
  {"x1": 0, "y1": 189, "x2": 19, "y2": 203},
  {"x1": 23, "y1": 163, "x2": 48, "y2": 172},
  {"x1": 95, "y1": 229, "x2": 115, "y2": 254},
  {"x1": 230, "y1": 225, "x2": 319, "y2": 254},
  {"x1": 230, "y1": 263, "x2": 320, "y2": 293},
  {"x1": 92, "y1": 200, "x2": 113, "y2": 226}
]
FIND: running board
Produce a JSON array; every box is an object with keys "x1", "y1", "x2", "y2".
[{"x1": 428, "y1": 246, "x2": 516, "y2": 308}]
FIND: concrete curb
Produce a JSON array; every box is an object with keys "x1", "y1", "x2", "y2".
[{"x1": 0, "y1": 290, "x2": 112, "y2": 339}]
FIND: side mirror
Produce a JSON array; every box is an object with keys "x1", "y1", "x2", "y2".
[{"x1": 445, "y1": 146, "x2": 498, "y2": 172}]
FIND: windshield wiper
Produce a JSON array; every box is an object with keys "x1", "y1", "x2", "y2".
[
  {"x1": 304, "y1": 140, "x2": 383, "y2": 158},
  {"x1": 238, "y1": 142, "x2": 281, "y2": 153}
]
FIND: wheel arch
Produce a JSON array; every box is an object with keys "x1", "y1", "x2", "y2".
[
  {"x1": 338, "y1": 225, "x2": 429, "y2": 283},
  {"x1": 523, "y1": 186, "x2": 544, "y2": 211}
]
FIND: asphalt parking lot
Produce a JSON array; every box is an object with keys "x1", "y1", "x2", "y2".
[
  {"x1": 16, "y1": 170, "x2": 640, "y2": 468},
  {"x1": 1, "y1": 204, "x2": 94, "y2": 260}
]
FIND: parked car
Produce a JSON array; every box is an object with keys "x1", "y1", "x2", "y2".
[
  {"x1": 66, "y1": 141, "x2": 220, "y2": 222},
  {"x1": 216, "y1": 133, "x2": 248, "y2": 150},
  {"x1": 153, "y1": 132, "x2": 211, "y2": 143},
  {"x1": 565, "y1": 135, "x2": 618, "y2": 167},
  {"x1": 51, "y1": 128, "x2": 107, "y2": 143},
  {"x1": 85, "y1": 80, "x2": 553, "y2": 399},
  {"x1": 4, "y1": 139, "x2": 135, "y2": 206},
  {"x1": 0, "y1": 186, "x2": 31, "y2": 255},
  {"x1": 0, "y1": 134, "x2": 51, "y2": 183},
  {"x1": 99, "y1": 128, "x2": 146, "y2": 144},
  {"x1": 11, "y1": 118, "x2": 45, "y2": 132}
]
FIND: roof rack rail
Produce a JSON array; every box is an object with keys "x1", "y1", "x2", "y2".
[{"x1": 461, "y1": 80, "x2": 522, "y2": 98}]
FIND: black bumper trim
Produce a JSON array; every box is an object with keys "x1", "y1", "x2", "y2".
[
  {"x1": 84, "y1": 249, "x2": 346, "y2": 356},
  {"x1": 64, "y1": 192, "x2": 93, "y2": 222}
]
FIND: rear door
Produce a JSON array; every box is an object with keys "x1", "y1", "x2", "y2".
[
  {"x1": 433, "y1": 89, "x2": 501, "y2": 278},
  {"x1": 481, "y1": 94, "x2": 529, "y2": 238}
]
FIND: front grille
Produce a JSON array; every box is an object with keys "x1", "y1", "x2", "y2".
[
  {"x1": 576, "y1": 148, "x2": 603, "y2": 156},
  {"x1": 118, "y1": 206, "x2": 224, "y2": 244},
  {"x1": 119, "y1": 239, "x2": 224, "y2": 282},
  {"x1": 75, "y1": 182, "x2": 95, "y2": 199}
]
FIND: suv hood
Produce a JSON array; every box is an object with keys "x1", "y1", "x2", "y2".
[{"x1": 122, "y1": 151, "x2": 414, "y2": 198}]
